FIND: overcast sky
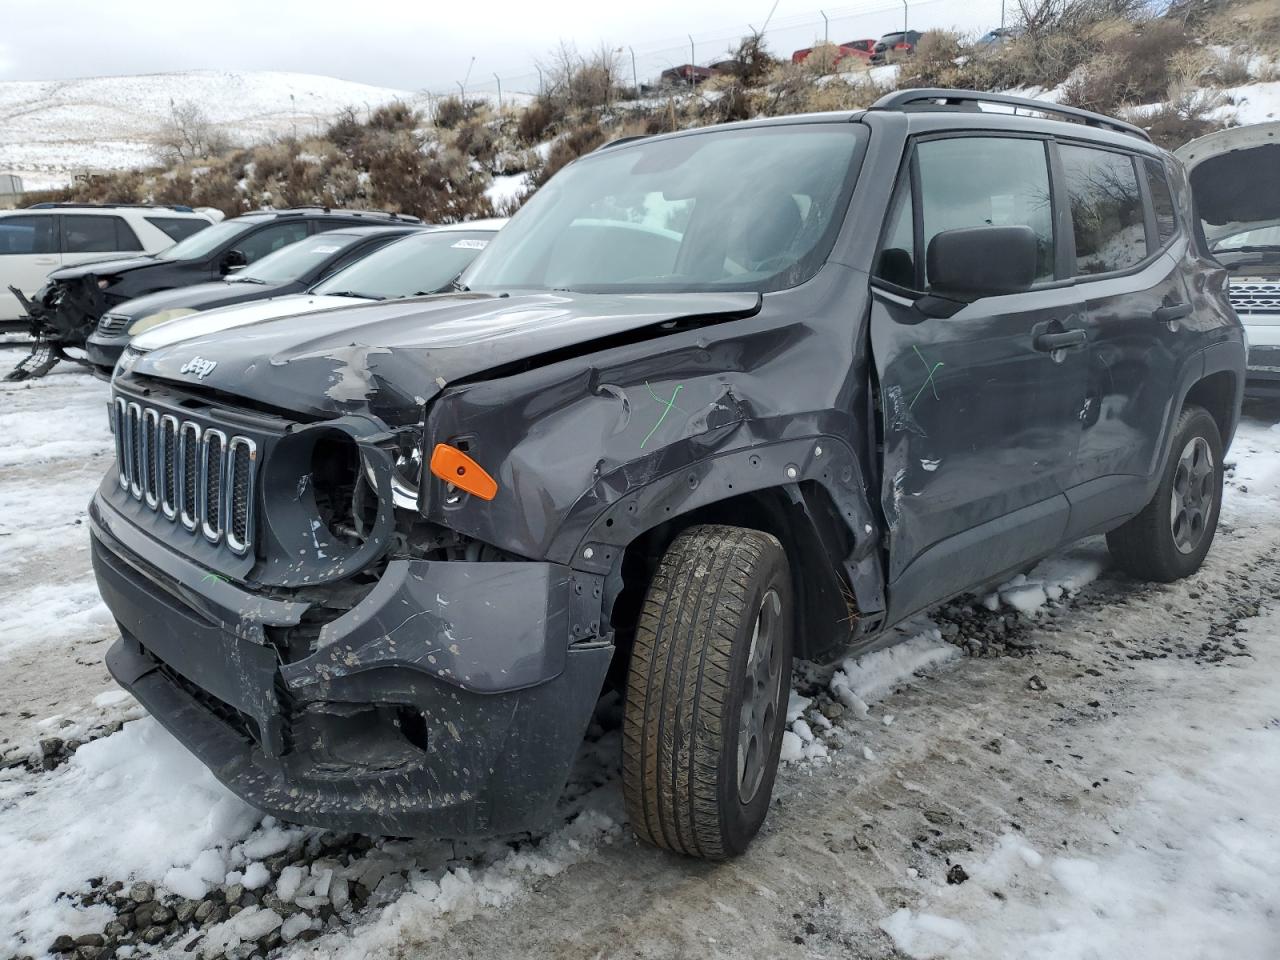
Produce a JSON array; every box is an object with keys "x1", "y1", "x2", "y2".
[{"x1": 0, "y1": 0, "x2": 1005, "y2": 94}]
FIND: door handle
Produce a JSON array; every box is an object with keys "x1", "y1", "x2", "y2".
[
  {"x1": 1034, "y1": 329, "x2": 1088, "y2": 352},
  {"x1": 34, "y1": 256, "x2": 58, "y2": 265},
  {"x1": 1153, "y1": 303, "x2": 1192, "y2": 324}
]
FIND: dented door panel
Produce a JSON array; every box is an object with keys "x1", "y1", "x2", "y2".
[{"x1": 869, "y1": 284, "x2": 1088, "y2": 622}]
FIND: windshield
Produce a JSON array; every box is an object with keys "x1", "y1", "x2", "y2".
[
  {"x1": 460, "y1": 123, "x2": 863, "y2": 295},
  {"x1": 155, "y1": 219, "x2": 261, "y2": 261},
  {"x1": 311, "y1": 230, "x2": 494, "y2": 299},
  {"x1": 234, "y1": 234, "x2": 360, "y2": 283}
]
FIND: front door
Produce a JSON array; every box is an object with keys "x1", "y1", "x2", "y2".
[{"x1": 869, "y1": 134, "x2": 1089, "y2": 622}]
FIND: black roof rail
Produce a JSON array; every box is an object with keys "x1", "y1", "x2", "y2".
[
  {"x1": 262, "y1": 206, "x2": 424, "y2": 224},
  {"x1": 25, "y1": 202, "x2": 200, "y2": 212},
  {"x1": 869, "y1": 88, "x2": 1152, "y2": 142}
]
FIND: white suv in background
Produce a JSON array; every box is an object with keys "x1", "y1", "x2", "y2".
[{"x1": 0, "y1": 204, "x2": 216, "y2": 325}]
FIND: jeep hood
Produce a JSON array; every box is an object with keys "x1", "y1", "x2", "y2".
[
  {"x1": 130, "y1": 294, "x2": 372, "y2": 351},
  {"x1": 49, "y1": 255, "x2": 159, "y2": 282},
  {"x1": 125, "y1": 291, "x2": 762, "y2": 422},
  {"x1": 1176, "y1": 122, "x2": 1280, "y2": 253}
]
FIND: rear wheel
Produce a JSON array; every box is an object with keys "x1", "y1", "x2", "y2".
[
  {"x1": 1107, "y1": 404, "x2": 1223, "y2": 582},
  {"x1": 622, "y1": 524, "x2": 793, "y2": 860}
]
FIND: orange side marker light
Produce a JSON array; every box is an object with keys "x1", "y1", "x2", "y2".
[{"x1": 429, "y1": 443, "x2": 498, "y2": 501}]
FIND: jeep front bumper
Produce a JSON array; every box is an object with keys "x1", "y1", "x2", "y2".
[{"x1": 89, "y1": 492, "x2": 613, "y2": 838}]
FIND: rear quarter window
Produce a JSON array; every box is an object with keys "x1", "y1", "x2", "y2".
[
  {"x1": 1143, "y1": 158, "x2": 1179, "y2": 247},
  {"x1": 61, "y1": 214, "x2": 143, "y2": 254},
  {"x1": 146, "y1": 216, "x2": 210, "y2": 243}
]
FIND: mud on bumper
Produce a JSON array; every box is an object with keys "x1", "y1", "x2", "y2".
[{"x1": 89, "y1": 494, "x2": 613, "y2": 838}]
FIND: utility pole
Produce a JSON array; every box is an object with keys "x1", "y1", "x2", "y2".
[
  {"x1": 1000, "y1": 0, "x2": 1006, "y2": 28},
  {"x1": 902, "y1": 0, "x2": 909, "y2": 37},
  {"x1": 494, "y1": 73, "x2": 503, "y2": 109},
  {"x1": 290, "y1": 93, "x2": 296, "y2": 140},
  {"x1": 688, "y1": 33, "x2": 695, "y2": 85},
  {"x1": 536, "y1": 65, "x2": 544, "y2": 98},
  {"x1": 629, "y1": 46, "x2": 637, "y2": 93},
  {"x1": 821, "y1": 9, "x2": 829, "y2": 44}
]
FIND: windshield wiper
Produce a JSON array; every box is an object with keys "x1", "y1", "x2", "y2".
[
  {"x1": 323, "y1": 290, "x2": 385, "y2": 300},
  {"x1": 1215, "y1": 244, "x2": 1280, "y2": 254},
  {"x1": 228, "y1": 276, "x2": 267, "y2": 284},
  {"x1": 447, "y1": 278, "x2": 470, "y2": 292}
]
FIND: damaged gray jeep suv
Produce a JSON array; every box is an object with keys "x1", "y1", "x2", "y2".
[{"x1": 93, "y1": 90, "x2": 1244, "y2": 860}]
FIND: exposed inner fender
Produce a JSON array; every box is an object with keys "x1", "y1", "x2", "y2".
[{"x1": 562, "y1": 435, "x2": 887, "y2": 659}]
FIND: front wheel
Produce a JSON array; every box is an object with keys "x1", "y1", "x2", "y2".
[
  {"x1": 1107, "y1": 404, "x2": 1224, "y2": 582},
  {"x1": 622, "y1": 524, "x2": 793, "y2": 860}
]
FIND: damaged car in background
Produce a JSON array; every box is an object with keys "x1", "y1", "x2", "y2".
[
  {"x1": 92, "y1": 89, "x2": 1243, "y2": 860},
  {"x1": 114, "y1": 220, "x2": 505, "y2": 368},
  {"x1": 7, "y1": 206, "x2": 422, "y2": 381},
  {"x1": 1177, "y1": 121, "x2": 1280, "y2": 399},
  {"x1": 85, "y1": 223, "x2": 424, "y2": 373}
]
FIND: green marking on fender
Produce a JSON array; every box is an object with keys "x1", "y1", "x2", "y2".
[{"x1": 642, "y1": 382, "x2": 684, "y2": 449}]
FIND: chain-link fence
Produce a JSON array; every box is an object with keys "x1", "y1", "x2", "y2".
[{"x1": 430, "y1": 0, "x2": 1006, "y2": 103}]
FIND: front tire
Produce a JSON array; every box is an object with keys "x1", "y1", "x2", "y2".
[
  {"x1": 1107, "y1": 404, "x2": 1224, "y2": 582},
  {"x1": 622, "y1": 524, "x2": 793, "y2": 860}
]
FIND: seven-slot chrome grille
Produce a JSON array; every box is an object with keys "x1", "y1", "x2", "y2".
[
  {"x1": 1228, "y1": 280, "x2": 1280, "y2": 314},
  {"x1": 111, "y1": 396, "x2": 258, "y2": 555}
]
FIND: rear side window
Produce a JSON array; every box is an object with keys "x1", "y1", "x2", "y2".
[
  {"x1": 146, "y1": 216, "x2": 209, "y2": 242},
  {"x1": 0, "y1": 215, "x2": 57, "y2": 255},
  {"x1": 1143, "y1": 158, "x2": 1178, "y2": 246},
  {"x1": 61, "y1": 215, "x2": 142, "y2": 253},
  {"x1": 915, "y1": 136, "x2": 1056, "y2": 286},
  {"x1": 1059, "y1": 144, "x2": 1147, "y2": 276}
]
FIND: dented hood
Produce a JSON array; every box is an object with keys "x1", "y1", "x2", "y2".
[
  {"x1": 48, "y1": 255, "x2": 160, "y2": 281},
  {"x1": 125, "y1": 290, "x2": 762, "y2": 422},
  {"x1": 1176, "y1": 122, "x2": 1280, "y2": 247}
]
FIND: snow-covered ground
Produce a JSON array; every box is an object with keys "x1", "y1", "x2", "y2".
[
  {"x1": 0, "y1": 70, "x2": 429, "y2": 191},
  {"x1": 1, "y1": 366, "x2": 1278, "y2": 960}
]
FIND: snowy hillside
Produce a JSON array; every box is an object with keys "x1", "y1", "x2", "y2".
[{"x1": 0, "y1": 70, "x2": 428, "y2": 191}]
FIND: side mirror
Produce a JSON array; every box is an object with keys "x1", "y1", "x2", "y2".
[
  {"x1": 220, "y1": 249, "x2": 248, "y2": 274},
  {"x1": 926, "y1": 225, "x2": 1038, "y2": 299}
]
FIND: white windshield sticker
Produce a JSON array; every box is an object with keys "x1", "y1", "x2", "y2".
[
  {"x1": 451, "y1": 239, "x2": 489, "y2": 250},
  {"x1": 310, "y1": 244, "x2": 341, "y2": 254}
]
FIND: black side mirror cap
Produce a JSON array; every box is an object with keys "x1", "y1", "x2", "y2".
[
  {"x1": 926, "y1": 225, "x2": 1038, "y2": 299},
  {"x1": 220, "y1": 249, "x2": 248, "y2": 274}
]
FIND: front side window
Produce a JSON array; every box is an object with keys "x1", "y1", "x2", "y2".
[
  {"x1": 0, "y1": 215, "x2": 56, "y2": 255},
  {"x1": 235, "y1": 222, "x2": 310, "y2": 264},
  {"x1": 1060, "y1": 144, "x2": 1147, "y2": 275},
  {"x1": 462, "y1": 124, "x2": 864, "y2": 295},
  {"x1": 61, "y1": 215, "x2": 141, "y2": 254},
  {"x1": 916, "y1": 136, "x2": 1055, "y2": 285}
]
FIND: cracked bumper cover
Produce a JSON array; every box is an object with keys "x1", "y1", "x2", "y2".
[{"x1": 90, "y1": 493, "x2": 613, "y2": 838}]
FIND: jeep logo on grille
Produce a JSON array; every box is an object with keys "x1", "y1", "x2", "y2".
[{"x1": 180, "y1": 356, "x2": 218, "y2": 380}]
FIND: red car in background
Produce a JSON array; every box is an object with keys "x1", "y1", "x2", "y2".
[{"x1": 791, "y1": 38, "x2": 876, "y2": 67}]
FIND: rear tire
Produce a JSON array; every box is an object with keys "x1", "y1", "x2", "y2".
[
  {"x1": 1107, "y1": 404, "x2": 1223, "y2": 582},
  {"x1": 622, "y1": 524, "x2": 793, "y2": 860}
]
